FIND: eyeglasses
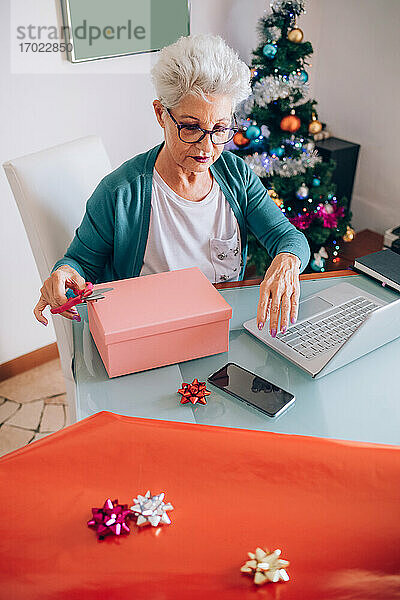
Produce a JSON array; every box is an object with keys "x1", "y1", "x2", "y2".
[{"x1": 165, "y1": 107, "x2": 239, "y2": 145}]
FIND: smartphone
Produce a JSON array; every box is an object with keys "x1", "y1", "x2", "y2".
[{"x1": 207, "y1": 362, "x2": 295, "y2": 418}]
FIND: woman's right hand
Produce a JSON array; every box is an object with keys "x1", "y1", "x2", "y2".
[{"x1": 33, "y1": 265, "x2": 86, "y2": 325}]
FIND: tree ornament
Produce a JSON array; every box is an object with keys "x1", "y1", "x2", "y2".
[
  {"x1": 343, "y1": 226, "x2": 355, "y2": 242},
  {"x1": 310, "y1": 255, "x2": 325, "y2": 272},
  {"x1": 250, "y1": 67, "x2": 259, "y2": 80},
  {"x1": 270, "y1": 146, "x2": 285, "y2": 157},
  {"x1": 280, "y1": 110, "x2": 301, "y2": 132},
  {"x1": 299, "y1": 70, "x2": 308, "y2": 82},
  {"x1": 296, "y1": 184, "x2": 309, "y2": 199},
  {"x1": 310, "y1": 247, "x2": 328, "y2": 272},
  {"x1": 308, "y1": 113, "x2": 323, "y2": 134},
  {"x1": 268, "y1": 189, "x2": 284, "y2": 207},
  {"x1": 305, "y1": 141, "x2": 315, "y2": 152},
  {"x1": 241, "y1": 547, "x2": 290, "y2": 585},
  {"x1": 312, "y1": 177, "x2": 321, "y2": 187},
  {"x1": 245, "y1": 125, "x2": 262, "y2": 140},
  {"x1": 287, "y1": 28, "x2": 304, "y2": 43},
  {"x1": 263, "y1": 43, "x2": 278, "y2": 59},
  {"x1": 261, "y1": 124, "x2": 271, "y2": 139},
  {"x1": 233, "y1": 131, "x2": 251, "y2": 147}
]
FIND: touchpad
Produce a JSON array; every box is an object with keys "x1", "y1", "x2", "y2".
[{"x1": 297, "y1": 296, "x2": 334, "y2": 321}]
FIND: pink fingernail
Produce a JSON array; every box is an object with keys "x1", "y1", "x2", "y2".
[
  {"x1": 291, "y1": 317, "x2": 296, "y2": 324},
  {"x1": 271, "y1": 329, "x2": 277, "y2": 338},
  {"x1": 258, "y1": 322, "x2": 264, "y2": 330},
  {"x1": 73, "y1": 316, "x2": 81, "y2": 322},
  {"x1": 282, "y1": 327, "x2": 287, "y2": 334}
]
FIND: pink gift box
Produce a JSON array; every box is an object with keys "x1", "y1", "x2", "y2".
[{"x1": 87, "y1": 267, "x2": 233, "y2": 378}]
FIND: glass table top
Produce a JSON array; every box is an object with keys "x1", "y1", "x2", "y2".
[{"x1": 73, "y1": 274, "x2": 400, "y2": 445}]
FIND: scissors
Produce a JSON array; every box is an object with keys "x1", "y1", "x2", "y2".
[{"x1": 50, "y1": 282, "x2": 114, "y2": 315}]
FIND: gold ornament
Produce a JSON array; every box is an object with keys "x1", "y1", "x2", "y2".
[
  {"x1": 309, "y1": 113, "x2": 323, "y2": 134},
  {"x1": 288, "y1": 28, "x2": 304, "y2": 43},
  {"x1": 267, "y1": 189, "x2": 283, "y2": 208},
  {"x1": 343, "y1": 226, "x2": 355, "y2": 242},
  {"x1": 241, "y1": 547, "x2": 290, "y2": 586}
]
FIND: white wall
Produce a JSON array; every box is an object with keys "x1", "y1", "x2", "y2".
[
  {"x1": 301, "y1": 0, "x2": 400, "y2": 233},
  {"x1": 1, "y1": 0, "x2": 398, "y2": 364}
]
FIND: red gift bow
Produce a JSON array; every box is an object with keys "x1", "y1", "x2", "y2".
[
  {"x1": 177, "y1": 378, "x2": 211, "y2": 405},
  {"x1": 87, "y1": 498, "x2": 132, "y2": 539}
]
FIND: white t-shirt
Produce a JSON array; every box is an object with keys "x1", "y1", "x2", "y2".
[{"x1": 139, "y1": 168, "x2": 241, "y2": 283}]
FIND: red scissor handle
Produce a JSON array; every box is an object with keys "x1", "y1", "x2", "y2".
[{"x1": 50, "y1": 282, "x2": 94, "y2": 315}]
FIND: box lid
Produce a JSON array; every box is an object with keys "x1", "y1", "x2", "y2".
[{"x1": 88, "y1": 267, "x2": 233, "y2": 345}]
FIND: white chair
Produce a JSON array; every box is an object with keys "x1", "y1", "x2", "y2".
[{"x1": 3, "y1": 136, "x2": 112, "y2": 424}]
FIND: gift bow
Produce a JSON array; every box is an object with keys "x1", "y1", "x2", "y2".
[{"x1": 241, "y1": 547, "x2": 290, "y2": 585}]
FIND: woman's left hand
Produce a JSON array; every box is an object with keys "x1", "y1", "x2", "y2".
[{"x1": 256, "y1": 253, "x2": 301, "y2": 337}]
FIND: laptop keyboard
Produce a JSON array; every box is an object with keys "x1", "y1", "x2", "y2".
[{"x1": 275, "y1": 296, "x2": 381, "y2": 360}]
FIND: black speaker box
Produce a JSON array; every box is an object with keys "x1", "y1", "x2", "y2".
[{"x1": 315, "y1": 137, "x2": 360, "y2": 210}]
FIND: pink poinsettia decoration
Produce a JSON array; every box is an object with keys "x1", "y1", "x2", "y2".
[
  {"x1": 288, "y1": 212, "x2": 314, "y2": 230},
  {"x1": 316, "y1": 202, "x2": 344, "y2": 228}
]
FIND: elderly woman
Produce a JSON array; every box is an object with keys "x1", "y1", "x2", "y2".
[{"x1": 34, "y1": 33, "x2": 310, "y2": 338}]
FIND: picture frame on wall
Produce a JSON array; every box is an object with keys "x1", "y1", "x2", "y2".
[{"x1": 60, "y1": 0, "x2": 191, "y2": 63}]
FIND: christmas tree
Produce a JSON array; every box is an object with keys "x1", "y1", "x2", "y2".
[{"x1": 227, "y1": 0, "x2": 353, "y2": 274}]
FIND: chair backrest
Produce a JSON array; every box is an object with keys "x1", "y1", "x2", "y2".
[
  {"x1": 3, "y1": 135, "x2": 112, "y2": 281},
  {"x1": 3, "y1": 136, "x2": 112, "y2": 411}
]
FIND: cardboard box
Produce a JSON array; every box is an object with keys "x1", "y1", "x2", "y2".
[{"x1": 88, "y1": 267, "x2": 233, "y2": 378}]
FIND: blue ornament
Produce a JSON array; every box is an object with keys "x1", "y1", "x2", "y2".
[
  {"x1": 310, "y1": 257, "x2": 325, "y2": 272},
  {"x1": 270, "y1": 146, "x2": 285, "y2": 157},
  {"x1": 312, "y1": 177, "x2": 321, "y2": 187},
  {"x1": 263, "y1": 43, "x2": 277, "y2": 59},
  {"x1": 245, "y1": 125, "x2": 261, "y2": 140},
  {"x1": 299, "y1": 70, "x2": 308, "y2": 83}
]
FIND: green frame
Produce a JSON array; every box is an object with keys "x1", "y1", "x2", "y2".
[{"x1": 60, "y1": 0, "x2": 191, "y2": 63}]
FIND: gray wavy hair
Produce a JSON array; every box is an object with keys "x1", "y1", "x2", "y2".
[{"x1": 151, "y1": 33, "x2": 252, "y2": 112}]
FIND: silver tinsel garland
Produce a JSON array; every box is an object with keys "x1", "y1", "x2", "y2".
[
  {"x1": 270, "y1": 0, "x2": 305, "y2": 15},
  {"x1": 236, "y1": 74, "x2": 308, "y2": 120},
  {"x1": 235, "y1": 96, "x2": 256, "y2": 121},
  {"x1": 244, "y1": 150, "x2": 321, "y2": 178},
  {"x1": 253, "y1": 74, "x2": 308, "y2": 106},
  {"x1": 265, "y1": 26, "x2": 281, "y2": 42}
]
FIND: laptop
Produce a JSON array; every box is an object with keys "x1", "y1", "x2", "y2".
[{"x1": 243, "y1": 282, "x2": 400, "y2": 378}]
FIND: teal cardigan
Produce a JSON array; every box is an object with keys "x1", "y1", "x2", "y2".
[{"x1": 53, "y1": 141, "x2": 310, "y2": 282}]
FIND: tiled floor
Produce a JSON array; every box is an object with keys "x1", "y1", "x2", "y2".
[{"x1": 0, "y1": 359, "x2": 67, "y2": 457}]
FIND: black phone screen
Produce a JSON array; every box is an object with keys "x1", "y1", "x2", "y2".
[{"x1": 207, "y1": 363, "x2": 295, "y2": 418}]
